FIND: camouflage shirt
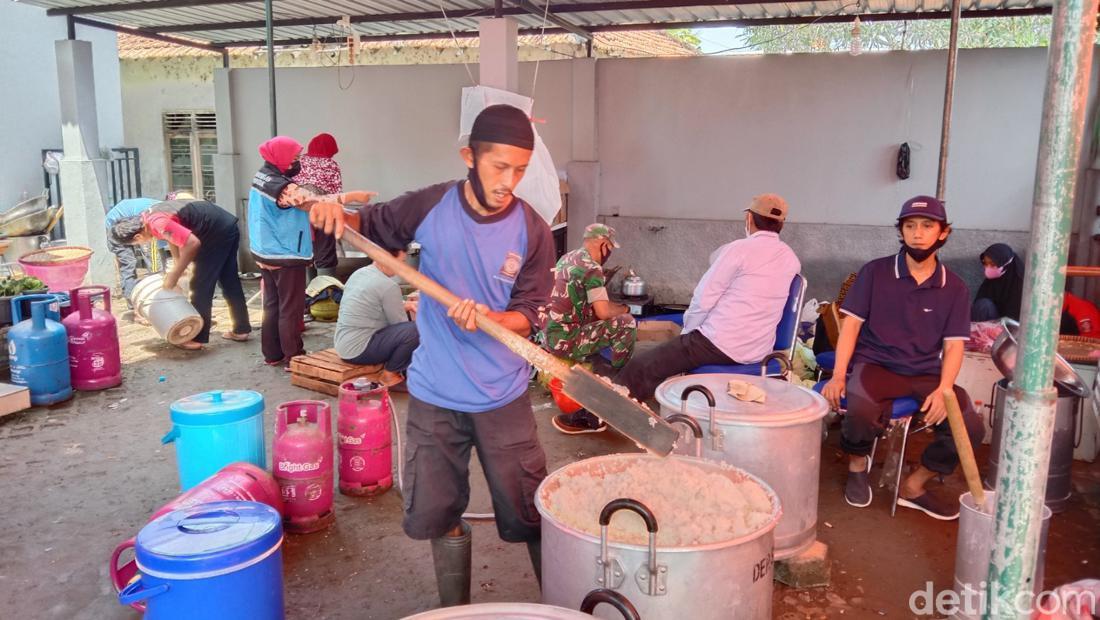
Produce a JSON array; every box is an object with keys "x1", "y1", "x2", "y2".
[{"x1": 544, "y1": 247, "x2": 609, "y2": 334}]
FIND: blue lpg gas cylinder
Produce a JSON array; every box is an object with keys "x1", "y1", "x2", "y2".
[
  {"x1": 118, "y1": 500, "x2": 285, "y2": 619},
  {"x1": 8, "y1": 293, "x2": 72, "y2": 405}
]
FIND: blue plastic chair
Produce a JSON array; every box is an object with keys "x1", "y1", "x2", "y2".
[
  {"x1": 813, "y1": 379, "x2": 921, "y2": 517},
  {"x1": 815, "y1": 350, "x2": 836, "y2": 379},
  {"x1": 688, "y1": 273, "x2": 807, "y2": 378}
]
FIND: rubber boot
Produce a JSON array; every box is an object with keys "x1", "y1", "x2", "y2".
[
  {"x1": 526, "y1": 539, "x2": 542, "y2": 587},
  {"x1": 430, "y1": 521, "x2": 471, "y2": 607}
]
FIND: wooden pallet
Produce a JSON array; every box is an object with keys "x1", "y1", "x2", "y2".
[{"x1": 289, "y1": 349, "x2": 383, "y2": 396}]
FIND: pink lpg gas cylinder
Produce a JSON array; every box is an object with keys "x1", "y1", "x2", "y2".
[
  {"x1": 63, "y1": 285, "x2": 121, "y2": 390},
  {"x1": 338, "y1": 378, "x2": 394, "y2": 497},
  {"x1": 109, "y1": 462, "x2": 283, "y2": 610},
  {"x1": 274, "y1": 400, "x2": 335, "y2": 533}
]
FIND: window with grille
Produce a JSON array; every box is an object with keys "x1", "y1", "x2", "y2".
[{"x1": 163, "y1": 112, "x2": 217, "y2": 201}]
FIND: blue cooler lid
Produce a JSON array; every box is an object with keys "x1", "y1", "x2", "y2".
[
  {"x1": 135, "y1": 500, "x2": 282, "y2": 577},
  {"x1": 170, "y1": 390, "x2": 264, "y2": 426}
]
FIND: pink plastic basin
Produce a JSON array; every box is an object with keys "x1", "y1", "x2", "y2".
[{"x1": 18, "y1": 246, "x2": 93, "y2": 292}]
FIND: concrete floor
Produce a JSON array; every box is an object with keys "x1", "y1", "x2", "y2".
[{"x1": 0, "y1": 294, "x2": 1097, "y2": 619}]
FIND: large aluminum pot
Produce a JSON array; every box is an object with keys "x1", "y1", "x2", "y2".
[
  {"x1": 986, "y1": 379, "x2": 1079, "y2": 513},
  {"x1": 655, "y1": 374, "x2": 828, "y2": 560},
  {"x1": 402, "y1": 590, "x2": 639, "y2": 619},
  {"x1": 537, "y1": 454, "x2": 781, "y2": 620}
]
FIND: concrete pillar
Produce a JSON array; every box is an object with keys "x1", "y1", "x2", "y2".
[
  {"x1": 212, "y1": 67, "x2": 254, "y2": 271},
  {"x1": 479, "y1": 18, "x2": 518, "y2": 92},
  {"x1": 567, "y1": 58, "x2": 600, "y2": 250},
  {"x1": 571, "y1": 58, "x2": 598, "y2": 162},
  {"x1": 55, "y1": 39, "x2": 113, "y2": 287}
]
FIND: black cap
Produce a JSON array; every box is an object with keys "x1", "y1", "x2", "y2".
[
  {"x1": 898, "y1": 195, "x2": 947, "y2": 222},
  {"x1": 469, "y1": 104, "x2": 534, "y2": 151}
]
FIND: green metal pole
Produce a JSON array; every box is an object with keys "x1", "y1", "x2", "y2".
[{"x1": 986, "y1": 0, "x2": 1098, "y2": 617}]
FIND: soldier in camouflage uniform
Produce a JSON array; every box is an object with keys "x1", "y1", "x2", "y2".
[{"x1": 543, "y1": 223, "x2": 636, "y2": 433}]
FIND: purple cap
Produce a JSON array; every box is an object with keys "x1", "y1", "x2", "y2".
[{"x1": 898, "y1": 195, "x2": 947, "y2": 222}]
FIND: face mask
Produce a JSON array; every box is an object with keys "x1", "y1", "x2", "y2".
[
  {"x1": 598, "y1": 243, "x2": 611, "y2": 265},
  {"x1": 984, "y1": 265, "x2": 1006, "y2": 279},
  {"x1": 902, "y1": 237, "x2": 946, "y2": 263},
  {"x1": 744, "y1": 224, "x2": 752, "y2": 238},
  {"x1": 285, "y1": 161, "x2": 301, "y2": 178},
  {"x1": 466, "y1": 162, "x2": 492, "y2": 210}
]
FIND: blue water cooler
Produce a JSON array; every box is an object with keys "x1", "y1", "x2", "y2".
[
  {"x1": 162, "y1": 390, "x2": 266, "y2": 490},
  {"x1": 118, "y1": 500, "x2": 285, "y2": 619}
]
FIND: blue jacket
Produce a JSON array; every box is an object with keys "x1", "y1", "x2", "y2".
[{"x1": 248, "y1": 163, "x2": 313, "y2": 266}]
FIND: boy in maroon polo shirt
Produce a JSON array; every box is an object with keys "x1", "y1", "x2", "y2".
[{"x1": 821, "y1": 195, "x2": 983, "y2": 520}]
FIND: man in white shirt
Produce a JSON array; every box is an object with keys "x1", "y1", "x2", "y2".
[{"x1": 617, "y1": 194, "x2": 801, "y2": 400}]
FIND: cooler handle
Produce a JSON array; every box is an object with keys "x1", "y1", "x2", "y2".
[
  {"x1": 161, "y1": 426, "x2": 180, "y2": 444},
  {"x1": 118, "y1": 578, "x2": 169, "y2": 606},
  {"x1": 580, "y1": 588, "x2": 641, "y2": 620}
]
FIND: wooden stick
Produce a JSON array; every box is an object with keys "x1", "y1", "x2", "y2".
[
  {"x1": 1066, "y1": 265, "x2": 1100, "y2": 277},
  {"x1": 339, "y1": 228, "x2": 678, "y2": 454},
  {"x1": 340, "y1": 229, "x2": 573, "y2": 380},
  {"x1": 942, "y1": 389, "x2": 986, "y2": 509}
]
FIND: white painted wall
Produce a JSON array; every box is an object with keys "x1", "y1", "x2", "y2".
[
  {"x1": 121, "y1": 57, "x2": 220, "y2": 200},
  {"x1": 597, "y1": 48, "x2": 1051, "y2": 231},
  {"x1": 0, "y1": 2, "x2": 123, "y2": 210},
  {"x1": 225, "y1": 61, "x2": 575, "y2": 206}
]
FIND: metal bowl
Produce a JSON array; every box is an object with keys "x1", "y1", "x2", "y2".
[
  {"x1": 0, "y1": 206, "x2": 58, "y2": 237},
  {"x1": 990, "y1": 318, "x2": 1088, "y2": 397}
]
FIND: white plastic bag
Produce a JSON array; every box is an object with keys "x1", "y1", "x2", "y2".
[
  {"x1": 800, "y1": 298, "x2": 821, "y2": 324},
  {"x1": 459, "y1": 86, "x2": 561, "y2": 224}
]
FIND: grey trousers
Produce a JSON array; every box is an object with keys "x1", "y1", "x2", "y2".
[{"x1": 402, "y1": 393, "x2": 546, "y2": 543}]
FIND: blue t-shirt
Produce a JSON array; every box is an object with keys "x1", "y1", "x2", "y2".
[
  {"x1": 841, "y1": 252, "x2": 971, "y2": 376},
  {"x1": 355, "y1": 181, "x2": 554, "y2": 412}
]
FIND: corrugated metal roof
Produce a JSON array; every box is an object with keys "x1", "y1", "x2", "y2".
[{"x1": 18, "y1": 0, "x2": 1053, "y2": 48}]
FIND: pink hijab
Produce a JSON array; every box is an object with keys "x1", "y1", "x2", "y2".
[{"x1": 258, "y1": 136, "x2": 303, "y2": 173}]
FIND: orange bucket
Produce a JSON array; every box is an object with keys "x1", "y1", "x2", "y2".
[{"x1": 548, "y1": 377, "x2": 583, "y2": 415}]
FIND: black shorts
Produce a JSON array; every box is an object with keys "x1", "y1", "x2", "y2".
[{"x1": 401, "y1": 393, "x2": 546, "y2": 542}]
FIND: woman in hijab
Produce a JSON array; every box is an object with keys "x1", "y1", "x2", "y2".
[
  {"x1": 972, "y1": 243, "x2": 1024, "y2": 321},
  {"x1": 248, "y1": 136, "x2": 373, "y2": 367},
  {"x1": 972, "y1": 243, "x2": 1084, "y2": 335},
  {"x1": 293, "y1": 133, "x2": 342, "y2": 277}
]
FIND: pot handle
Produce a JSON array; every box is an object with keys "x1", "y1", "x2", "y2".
[
  {"x1": 598, "y1": 498, "x2": 664, "y2": 596},
  {"x1": 680, "y1": 384, "x2": 720, "y2": 451},
  {"x1": 580, "y1": 588, "x2": 641, "y2": 620},
  {"x1": 664, "y1": 413, "x2": 703, "y2": 458},
  {"x1": 118, "y1": 578, "x2": 169, "y2": 607}
]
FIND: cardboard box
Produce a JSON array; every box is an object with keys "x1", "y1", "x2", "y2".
[
  {"x1": 637, "y1": 320, "x2": 681, "y2": 343},
  {"x1": 0, "y1": 382, "x2": 30, "y2": 419}
]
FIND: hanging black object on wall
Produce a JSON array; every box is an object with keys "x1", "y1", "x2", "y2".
[{"x1": 896, "y1": 142, "x2": 911, "y2": 180}]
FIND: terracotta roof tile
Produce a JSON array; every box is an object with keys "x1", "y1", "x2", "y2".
[{"x1": 116, "y1": 31, "x2": 698, "y2": 59}]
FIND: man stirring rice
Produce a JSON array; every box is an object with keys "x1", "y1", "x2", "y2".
[{"x1": 311, "y1": 104, "x2": 554, "y2": 607}]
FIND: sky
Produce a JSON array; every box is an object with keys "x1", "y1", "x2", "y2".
[{"x1": 692, "y1": 26, "x2": 751, "y2": 55}]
